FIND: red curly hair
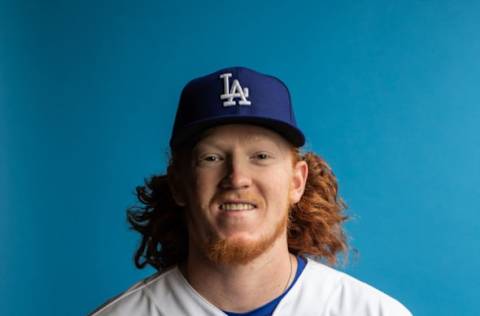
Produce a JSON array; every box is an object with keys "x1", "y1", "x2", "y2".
[{"x1": 127, "y1": 148, "x2": 349, "y2": 271}]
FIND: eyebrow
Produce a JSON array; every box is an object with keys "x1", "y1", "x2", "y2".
[{"x1": 195, "y1": 137, "x2": 286, "y2": 154}]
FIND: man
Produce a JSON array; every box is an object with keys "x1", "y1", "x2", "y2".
[{"x1": 90, "y1": 67, "x2": 412, "y2": 315}]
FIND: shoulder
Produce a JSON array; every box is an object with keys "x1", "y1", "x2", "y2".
[
  {"x1": 88, "y1": 267, "x2": 179, "y2": 316},
  {"x1": 281, "y1": 258, "x2": 412, "y2": 316}
]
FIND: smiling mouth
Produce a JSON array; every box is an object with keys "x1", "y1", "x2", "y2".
[{"x1": 219, "y1": 202, "x2": 257, "y2": 211}]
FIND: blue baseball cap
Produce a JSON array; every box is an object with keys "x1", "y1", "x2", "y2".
[{"x1": 169, "y1": 66, "x2": 305, "y2": 149}]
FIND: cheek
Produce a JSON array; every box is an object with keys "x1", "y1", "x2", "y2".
[
  {"x1": 184, "y1": 169, "x2": 222, "y2": 229},
  {"x1": 192, "y1": 170, "x2": 220, "y2": 201},
  {"x1": 186, "y1": 167, "x2": 215, "y2": 195},
  {"x1": 263, "y1": 170, "x2": 293, "y2": 208}
]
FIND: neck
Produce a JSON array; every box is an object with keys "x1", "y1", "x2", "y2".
[{"x1": 181, "y1": 235, "x2": 297, "y2": 313}]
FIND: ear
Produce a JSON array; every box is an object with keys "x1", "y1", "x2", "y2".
[
  {"x1": 167, "y1": 170, "x2": 187, "y2": 207},
  {"x1": 289, "y1": 160, "x2": 308, "y2": 204}
]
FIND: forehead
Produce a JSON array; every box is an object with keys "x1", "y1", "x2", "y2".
[{"x1": 195, "y1": 124, "x2": 292, "y2": 149}]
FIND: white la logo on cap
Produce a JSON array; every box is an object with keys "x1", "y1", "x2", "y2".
[{"x1": 219, "y1": 73, "x2": 252, "y2": 107}]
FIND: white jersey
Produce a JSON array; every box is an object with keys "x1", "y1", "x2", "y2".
[{"x1": 90, "y1": 258, "x2": 412, "y2": 316}]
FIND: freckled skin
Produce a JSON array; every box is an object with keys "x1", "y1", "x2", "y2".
[{"x1": 174, "y1": 124, "x2": 307, "y2": 264}]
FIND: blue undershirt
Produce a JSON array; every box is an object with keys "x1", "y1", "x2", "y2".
[{"x1": 223, "y1": 256, "x2": 307, "y2": 316}]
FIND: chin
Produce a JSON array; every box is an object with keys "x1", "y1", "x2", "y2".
[
  {"x1": 204, "y1": 224, "x2": 286, "y2": 265},
  {"x1": 204, "y1": 236, "x2": 265, "y2": 265}
]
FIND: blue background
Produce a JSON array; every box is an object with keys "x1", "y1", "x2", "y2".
[{"x1": 1, "y1": 1, "x2": 479, "y2": 315}]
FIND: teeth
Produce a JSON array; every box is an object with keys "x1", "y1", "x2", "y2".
[{"x1": 220, "y1": 203, "x2": 256, "y2": 211}]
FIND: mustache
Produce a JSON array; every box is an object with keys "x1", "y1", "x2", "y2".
[{"x1": 213, "y1": 193, "x2": 262, "y2": 206}]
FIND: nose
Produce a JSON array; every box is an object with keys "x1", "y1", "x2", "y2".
[{"x1": 219, "y1": 155, "x2": 252, "y2": 190}]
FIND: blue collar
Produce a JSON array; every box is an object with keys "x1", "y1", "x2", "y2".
[{"x1": 223, "y1": 255, "x2": 307, "y2": 316}]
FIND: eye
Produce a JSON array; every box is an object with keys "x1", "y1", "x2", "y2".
[
  {"x1": 256, "y1": 153, "x2": 269, "y2": 159},
  {"x1": 251, "y1": 152, "x2": 274, "y2": 162},
  {"x1": 204, "y1": 155, "x2": 220, "y2": 162},
  {"x1": 196, "y1": 153, "x2": 223, "y2": 166}
]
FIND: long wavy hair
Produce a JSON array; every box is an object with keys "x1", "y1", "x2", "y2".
[{"x1": 127, "y1": 148, "x2": 349, "y2": 271}]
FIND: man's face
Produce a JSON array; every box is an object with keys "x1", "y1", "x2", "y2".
[{"x1": 173, "y1": 124, "x2": 308, "y2": 265}]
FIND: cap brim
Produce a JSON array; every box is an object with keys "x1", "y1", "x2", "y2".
[{"x1": 170, "y1": 116, "x2": 305, "y2": 149}]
